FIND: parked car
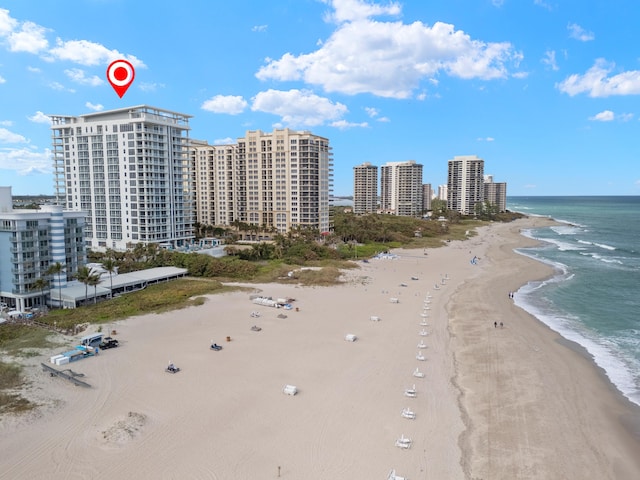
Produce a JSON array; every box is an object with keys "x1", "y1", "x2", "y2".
[{"x1": 99, "y1": 337, "x2": 119, "y2": 349}]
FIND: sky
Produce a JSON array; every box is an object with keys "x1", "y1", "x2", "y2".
[{"x1": 1, "y1": 0, "x2": 640, "y2": 197}]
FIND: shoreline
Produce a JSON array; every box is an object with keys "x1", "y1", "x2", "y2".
[
  {"x1": 1, "y1": 216, "x2": 639, "y2": 479},
  {"x1": 450, "y1": 217, "x2": 640, "y2": 479}
]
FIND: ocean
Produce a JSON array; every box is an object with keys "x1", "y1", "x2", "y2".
[{"x1": 508, "y1": 196, "x2": 640, "y2": 406}]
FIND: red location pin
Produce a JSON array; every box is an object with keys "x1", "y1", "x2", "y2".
[{"x1": 106, "y1": 59, "x2": 135, "y2": 98}]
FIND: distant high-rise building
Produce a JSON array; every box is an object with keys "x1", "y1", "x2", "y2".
[
  {"x1": 190, "y1": 129, "x2": 332, "y2": 235},
  {"x1": 189, "y1": 139, "x2": 242, "y2": 229},
  {"x1": 50, "y1": 105, "x2": 193, "y2": 251},
  {"x1": 447, "y1": 155, "x2": 484, "y2": 214},
  {"x1": 437, "y1": 185, "x2": 448, "y2": 201},
  {"x1": 353, "y1": 162, "x2": 378, "y2": 214},
  {"x1": 380, "y1": 161, "x2": 424, "y2": 216},
  {"x1": 484, "y1": 175, "x2": 507, "y2": 212},
  {"x1": 422, "y1": 183, "x2": 432, "y2": 212},
  {"x1": 0, "y1": 186, "x2": 86, "y2": 311}
]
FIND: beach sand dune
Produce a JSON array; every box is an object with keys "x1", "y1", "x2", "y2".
[{"x1": 1, "y1": 217, "x2": 639, "y2": 479}]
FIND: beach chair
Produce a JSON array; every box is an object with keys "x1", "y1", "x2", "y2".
[
  {"x1": 416, "y1": 351, "x2": 426, "y2": 361},
  {"x1": 419, "y1": 329, "x2": 429, "y2": 336},
  {"x1": 387, "y1": 469, "x2": 407, "y2": 480},
  {"x1": 417, "y1": 340, "x2": 427, "y2": 349},
  {"x1": 395, "y1": 434, "x2": 412, "y2": 449},
  {"x1": 370, "y1": 315, "x2": 381, "y2": 322},
  {"x1": 420, "y1": 320, "x2": 428, "y2": 326},
  {"x1": 401, "y1": 407, "x2": 416, "y2": 419},
  {"x1": 404, "y1": 384, "x2": 417, "y2": 397},
  {"x1": 413, "y1": 367, "x2": 425, "y2": 378},
  {"x1": 282, "y1": 384, "x2": 298, "y2": 395}
]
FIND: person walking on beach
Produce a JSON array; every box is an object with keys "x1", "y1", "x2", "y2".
[{"x1": 494, "y1": 321, "x2": 497, "y2": 328}]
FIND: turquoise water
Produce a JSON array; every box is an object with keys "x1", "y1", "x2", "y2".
[{"x1": 508, "y1": 196, "x2": 640, "y2": 405}]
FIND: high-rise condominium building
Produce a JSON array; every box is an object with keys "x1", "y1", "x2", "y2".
[
  {"x1": 190, "y1": 129, "x2": 332, "y2": 234},
  {"x1": 353, "y1": 162, "x2": 378, "y2": 214},
  {"x1": 422, "y1": 183, "x2": 432, "y2": 212},
  {"x1": 189, "y1": 139, "x2": 242, "y2": 228},
  {"x1": 0, "y1": 187, "x2": 86, "y2": 311},
  {"x1": 50, "y1": 105, "x2": 193, "y2": 251},
  {"x1": 447, "y1": 155, "x2": 484, "y2": 214},
  {"x1": 437, "y1": 185, "x2": 448, "y2": 201},
  {"x1": 483, "y1": 175, "x2": 507, "y2": 212},
  {"x1": 380, "y1": 161, "x2": 424, "y2": 217}
]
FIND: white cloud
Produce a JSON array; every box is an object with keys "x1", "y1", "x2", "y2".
[
  {"x1": 0, "y1": 146, "x2": 52, "y2": 175},
  {"x1": 201, "y1": 95, "x2": 248, "y2": 115},
  {"x1": 589, "y1": 110, "x2": 614, "y2": 121},
  {"x1": 257, "y1": 4, "x2": 520, "y2": 99},
  {"x1": 85, "y1": 102, "x2": 104, "y2": 112},
  {"x1": 491, "y1": 0, "x2": 505, "y2": 6},
  {"x1": 27, "y1": 66, "x2": 41, "y2": 73},
  {"x1": 329, "y1": 119, "x2": 368, "y2": 129},
  {"x1": 8, "y1": 21, "x2": 48, "y2": 53},
  {"x1": 252, "y1": 25, "x2": 268, "y2": 32},
  {"x1": 65, "y1": 68, "x2": 103, "y2": 86},
  {"x1": 365, "y1": 107, "x2": 379, "y2": 117},
  {"x1": 139, "y1": 82, "x2": 164, "y2": 92},
  {"x1": 47, "y1": 38, "x2": 146, "y2": 68},
  {"x1": 568, "y1": 23, "x2": 594, "y2": 42},
  {"x1": 0, "y1": 127, "x2": 28, "y2": 143},
  {"x1": 589, "y1": 110, "x2": 633, "y2": 122},
  {"x1": 557, "y1": 59, "x2": 640, "y2": 97},
  {"x1": 251, "y1": 89, "x2": 348, "y2": 127},
  {"x1": 0, "y1": 8, "x2": 17, "y2": 36},
  {"x1": 27, "y1": 111, "x2": 51, "y2": 123},
  {"x1": 322, "y1": 0, "x2": 401, "y2": 23},
  {"x1": 541, "y1": 50, "x2": 558, "y2": 71},
  {"x1": 0, "y1": 74, "x2": 5, "y2": 84},
  {"x1": 377, "y1": 116, "x2": 390, "y2": 122},
  {"x1": 534, "y1": 0, "x2": 553, "y2": 11},
  {"x1": 47, "y1": 81, "x2": 75, "y2": 93},
  {"x1": 213, "y1": 137, "x2": 236, "y2": 145},
  {"x1": 477, "y1": 137, "x2": 495, "y2": 142},
  {"x1": 0, "y1": 120, "x2": 12, "y2": 126},
  {"x1": 1, "y1": 9, "x2": 145, "y2": 69}
]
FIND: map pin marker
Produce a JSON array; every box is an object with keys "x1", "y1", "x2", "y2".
[{"x1": 106, "y1": 59, "x2": 135, "y2": 98}]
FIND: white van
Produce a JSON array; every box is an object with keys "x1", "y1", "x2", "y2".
[{"x1": 80, "y1": 333, "x2": 103, "y2": 347}]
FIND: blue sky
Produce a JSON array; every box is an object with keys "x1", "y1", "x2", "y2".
[{"x1": 1, "y1": 0, "x2": 640, "y2": 197}]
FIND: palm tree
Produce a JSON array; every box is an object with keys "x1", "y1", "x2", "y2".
[
  {"x1": 102, "y1": 258, "x2": 117, "y2": 298},
  {"x1": 46, "y1": 262, "x2": 65, "y2": 309},
  {"x1": 31, "y1": 277, "x2": 49, "y2": 309},
  {"x1": 87, "y1": 273, "x2": 102, "y2": 304},
  {"x1": 74, "y1": 265, "x2": 92, "y2": 305}
]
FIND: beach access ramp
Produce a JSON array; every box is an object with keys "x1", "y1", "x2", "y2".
[{"x1": 41, "y1": 363, "x2": 91, "y2": 388}]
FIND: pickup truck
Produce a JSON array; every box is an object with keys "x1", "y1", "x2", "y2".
[{"x1": 99, "y1": 337, "x2": 119, "y2": 349}]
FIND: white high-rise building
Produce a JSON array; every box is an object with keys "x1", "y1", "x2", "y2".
[
  {"x1": 437, "y1": 185, "x2": 448, "y2": 201},
  {"x1": 380, "y1": 161, "x2": 424, "y2": 217},
  {"x1": 190, "y1": 129, "x2": 332, "y2": 235},
  {"x1": 0, "y1": 186, "x2": 86, "y2": 311},
  {"x1": 353, "y1": 162, "x2": 378, "y2": 214},
  {"x1": 484, "y1": 174, "x2": 507, "y2": 212},
  {"x1": 447, "y1": 155, "x2": 484, "y2": 214},
  {"x1": 50, "y1": 105, "x2": 193, "y2": 251}
]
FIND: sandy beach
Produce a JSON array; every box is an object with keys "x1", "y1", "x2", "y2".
[{"x1": 2, "y1": 216, "x2": 640, "y2": 480}]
